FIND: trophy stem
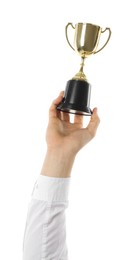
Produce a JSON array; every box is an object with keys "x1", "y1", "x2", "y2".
[
  {"x1": 72, "y1": 56, "x2": 87, "y2": 81},
  {"x1": 79, "y1": 57, "x2": 85, "y2": 72}
]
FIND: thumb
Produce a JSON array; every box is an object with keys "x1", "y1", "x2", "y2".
[
  {"x1": 86, "y1": 107, "x2": 100, "y2": 138},
  {"x1": 81, "y1": 108, "x2": 100, "y2": 144}
]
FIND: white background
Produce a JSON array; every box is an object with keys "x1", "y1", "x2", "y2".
[{"x1": 0, "y1": 0, "x2": 130, "y2": 259}]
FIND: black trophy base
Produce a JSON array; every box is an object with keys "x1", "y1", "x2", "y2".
[{"x1": 57, "y1": 79, "x2": 92, "y2": 116}]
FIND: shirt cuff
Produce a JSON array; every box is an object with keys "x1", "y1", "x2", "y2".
[{"x1": 31, "y1": 175, "x2": 71, "y2": 202}]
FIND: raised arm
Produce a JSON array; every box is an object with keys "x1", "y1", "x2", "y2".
[{"x1": 22, "y1": 91, "x2": 100, "y2": 260}]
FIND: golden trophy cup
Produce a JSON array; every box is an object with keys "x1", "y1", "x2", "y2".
[{"x1": 57, "y1": 23, "x2": 111, "y2": 115}]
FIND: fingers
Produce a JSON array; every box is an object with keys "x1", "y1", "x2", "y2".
[
  {"x1": 61, "y1": 111, "x2": 70, "y2": 122},
  {"x1": 74, "y1": 114, "x2": 83, "y2": 125},
  {"x1": 49, "y1": 91, "x2": 64, "y2": 119},
  {"x1": 85, "y1": 107, "x2": 100, "y2": 138}
]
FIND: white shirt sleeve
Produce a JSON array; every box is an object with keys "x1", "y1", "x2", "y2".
[{"x1": 22, "y1": 175, "x2": 71, "y2": 260}]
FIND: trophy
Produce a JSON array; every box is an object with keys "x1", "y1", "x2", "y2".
[{"x1": 57, "y1": 23, "x2": 111, "y2": 115}]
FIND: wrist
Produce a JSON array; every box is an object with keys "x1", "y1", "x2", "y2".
[{"x1": 40, "y1": 148, "x2": 76, "y2": 178}]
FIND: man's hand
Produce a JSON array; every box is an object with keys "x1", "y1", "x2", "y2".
[
  {"x1": 40, "y1": 91, "x2": 100, "y2": 178},
  {"x1": 46, "y1": 91, "x2": 100, "y2": 155}
]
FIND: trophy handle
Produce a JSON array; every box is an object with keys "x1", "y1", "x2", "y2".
[
  {"x1": 65, "y1": 23, "x2": 75, "y2": 51},
  {"x1": 94, "y1": 28, "x2": 111, "y2": 54}
]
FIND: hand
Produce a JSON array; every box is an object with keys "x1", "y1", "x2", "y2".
[
  {"x1": 41, "y1": 91, "x2": 100, "y2": 178},
  {"x1": 46, "y1": 91, "x2": 100, "y2": 156}
]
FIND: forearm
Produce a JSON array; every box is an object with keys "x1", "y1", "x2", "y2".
[
  {"x1": 40, "y1": 148, "x2": 76, "y2": 178},
  {"x1": 23, "y1": 175, "x2": 70, "y2": 260}
]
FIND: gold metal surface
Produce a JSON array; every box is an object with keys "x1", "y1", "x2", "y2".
[
  {"x1": 73, "y1": 57, "x2": 87, "y2": 81},
  {"x1": 65, "y1": 23, "x2": 75, "y2": 51},
  {"x1": 66, "y1": 23, "x2": 111, "y2": 81}
]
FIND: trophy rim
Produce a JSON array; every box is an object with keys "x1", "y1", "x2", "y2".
[{"x1": 75, "y1": 22, "x2": 101, "y2": 28}]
